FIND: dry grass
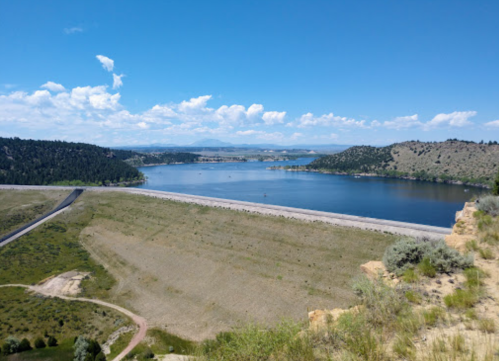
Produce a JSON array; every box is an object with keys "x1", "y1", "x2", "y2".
[
  {"x1": 0, "y1": 189, "x2": 69, "y2": 237},
  {"x1": 76, "y1": 191, "x2": 396, "y2": 341}
]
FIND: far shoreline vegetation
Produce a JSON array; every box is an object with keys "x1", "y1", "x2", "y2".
[{"x1": 270, "y1": 139, "x2": 499, "y2": 189}]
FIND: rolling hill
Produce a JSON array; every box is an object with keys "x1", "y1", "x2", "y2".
[{"x1": 307, "y1": 139, "x2": 499, "y2": 187}]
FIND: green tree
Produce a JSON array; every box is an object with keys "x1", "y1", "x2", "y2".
[
  {"x1": 73, "y1": 336, "x2": 89, "y2": 361},
  {"x1": 492, "y1": 170, "x2": 499, "y2": 196},
  {"x1": 47, "y1": 336, "x2": 58, "y2": 347},
  {"x1": 18, "y1": 338, "x2": 32, "y2": 352},
  {"x1": 34, "y1": 337, "x2": 46, "y2": 349}
]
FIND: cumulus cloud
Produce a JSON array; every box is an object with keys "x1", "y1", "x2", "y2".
[
  {"x1": 382, "y1": 114, "x2": 421, "y2": 129},
  {"x1": 41, "y1": 81, "x2": 66, "y2": 92},
  {"x1": 262, "y1": 111, "x2": 286, "y2": 125},
  {"x1": 64, "y1": 27, "x2": 83, "y2": 34},
  {"x1": 423, "y1": 111, "x2": 476, "y2": 130},
  {"x1": 96, "y1": 55, "x2": 114, "y2": 72},
  {"x1": 113, "y1": 74, "x2": 124, "y2": 89},
  {"x1": 291, "y1": 112, "x2": 367, "y2": 128}
]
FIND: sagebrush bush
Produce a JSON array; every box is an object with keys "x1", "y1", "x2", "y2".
[
  {"x1": 476, "y1": 195, "x2": 499, "y2": 217},
  {"x1": 383, "y1": 238, "x2": 473, "y2": 275}
]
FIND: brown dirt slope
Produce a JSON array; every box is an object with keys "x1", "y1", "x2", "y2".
[{"x1": 77, "y1": 191, "x2": 396, "y2": 341}]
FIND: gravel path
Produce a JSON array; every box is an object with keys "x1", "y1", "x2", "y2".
[
  {"x1": 0, "y1": 284, "x2": 147, "y2": 361},
  {"x1": 0, "y1": 185, "x2": 451, "y2": 239}
]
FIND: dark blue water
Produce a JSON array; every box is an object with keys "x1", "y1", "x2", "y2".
[{"x1": 135, "y1": 158, "x2": 485, "y2": 228}]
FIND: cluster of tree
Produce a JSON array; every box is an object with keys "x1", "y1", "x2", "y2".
[
  {"x1": 446, "y1": 138, "x2": 499, "y2": 145},
  {"x1": 124, "y1": 152, "x2": 200, "y2": 167},
  {"x1": 73, "y1": 336, "x2": 106, "y2": 361},
  {"x1": 1, "y1": 335, "x2": 57, "y2": 356},
  {"x1": 0, "y1": 137, "x2": 144, "y2": 185},
  {"x1": 306, "y1": 146, "x2": 394, "y2": 173}
]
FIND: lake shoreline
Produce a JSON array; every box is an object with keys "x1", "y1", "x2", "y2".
[{"x1": 267, "y1": 166, "x2": 491, "y2": 189}]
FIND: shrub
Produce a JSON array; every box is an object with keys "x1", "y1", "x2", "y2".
[
  {"x1": 444, "y1": 289, "x2": 478, "y2": 309},
  {"x1": 405, "y1": 290, "x2": 422, "y2": 304},
  {"x1": 352, "y1": 276, "x2": 406, "y2": 326},
  {"x1": 141, "y1": 348, "x2": 155, "y2": 359},
  {"x1": 18, "y1": 338, "x2": 32, "y2": 352},
  {"x1": 95, "y1": 352, "x2": 107, "y2": 361},
  {"x1": 402, "y1": 268, "x2": 419, "y2": 283},
  {"x1": 479, "y1": 248, "x2": 495, "y2": 259},
  {"x1": 476, "y1": 195, "x2": 499, "y2": 216},
  {"x1": 47, "y1": 336, "x2": 58, "y2": 347},
  {"x1": 2, "y1": 336, "x2": 20, "y2": 355},
  {"x1": 478, "y1": 318, "x2": 496, "y2": 334},
  {"x1": 465, "y1": 240, "x2": 479, "y2": 252},
  {"x1": 422, "y1": 307, "x2": 446, "y2": 327},
  {"x1": 464, "y1": 267, "x2": 487, "y2": 288},
  {"x1": 383, "y1": 238, "x2": 473, "y2": 275},
  {"x1": 417, "y1": 257, "x2": 436, "y2": 277},
  {"x1": 200, "y1": 320, "x2": 314, "y2": 361},
  {"x1": 34, "y1": 337, "x2": 46, "y2": 349},
  {"x1": 74, "y1": 336, "x2": 89, "y2": 361}
]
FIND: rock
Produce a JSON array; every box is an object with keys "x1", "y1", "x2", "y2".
[
  {"x1": 308, "y1": 306, "x2": 363, "y2": 332},
  {"x1": 448, "y1": 279, "x2": 455, "y2": 284},
  {"x1": 360, "y1": 261, "x2": 399, "y2": 285}
]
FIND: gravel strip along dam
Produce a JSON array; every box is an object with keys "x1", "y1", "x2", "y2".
[{"x1": 0, "y1": 185, "x2": 451, "y2": 240}]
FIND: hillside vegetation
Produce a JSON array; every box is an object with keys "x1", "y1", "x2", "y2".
[
  {"x1": 0, "y1": 137, "x2": 201, "y2": 186},
  {"x1": 307, "y1": 140, "x2": 499, "y2": 186}
]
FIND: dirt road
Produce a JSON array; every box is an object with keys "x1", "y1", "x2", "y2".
[{"x1": 0, "y1": 284, "x2": 147, "y2": 361}]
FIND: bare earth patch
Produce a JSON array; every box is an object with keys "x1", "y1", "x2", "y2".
[{"x1": 77, "y1": 191, "x2": 396, "y2": 341}]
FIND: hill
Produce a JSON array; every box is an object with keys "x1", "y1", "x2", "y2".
[
  {"x1": 0, "y1": 137, "x2": 145, "y2": 186},
  {"x1": 307, "y1": 140, "x2": 499, "y2": 187}
]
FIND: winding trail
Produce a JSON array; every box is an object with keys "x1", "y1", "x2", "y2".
[{"x1": 0, "y1": 284, "x2": 147, "y2": 361}]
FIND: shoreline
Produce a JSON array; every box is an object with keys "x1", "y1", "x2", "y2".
[
  {"x1": 268, "y1": 166, "x2": 491, "y2": 189},
  {"x1": 0, "y1": 185, "x2": 452, "y2": 240}
]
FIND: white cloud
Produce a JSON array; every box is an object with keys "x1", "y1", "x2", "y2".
[
  {"x1": 383, "y1": 114, "x2": 421, "y2": 129},
  {"x1": 96, "y1": 55, "x2": 114, "y2": 72},
  {"x1": 137, "y1": 122, "x2": 149, "y2": 129},
  {"x1": 41, "y1": 81, "x2": 66, "y2": 92},
  {"x1": 424, "y1": 111, "x2": 476, "y2": 129},
  {"x1": 485, "y1": 120, "x2": 499, "y2": 128},
  {"x1": 178, "y1": 95, "x2": 212, "y2": 112},
  {"x1": 113, "y1": 74, "x2": 124, "y2": 89},
  {"x1": 290, "y1": 132, "x2": 303, "y2": 140},
  {"x1": 235, "y1": 130, "x2": 284, "y2": 141},
  {"x1": 291, "y1": 112, "x2": 367, "y2": 128},
  {"x1": 262, "y1": 111, "x2": 286, "y2": 125},
  {"x1": 64, "y1": 27, "x2": 83, "y2": 34}
]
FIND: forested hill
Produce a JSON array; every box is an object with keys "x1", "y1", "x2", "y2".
[
  {"x1": 307, "y1": 140, "x2": 499, "y2": 186},
  {"x1": 122, "y1": 152, "x2": 199, "y2": 167},
  {"x1": 0, "y1": 137, "x2": 145, "y2": 186}
]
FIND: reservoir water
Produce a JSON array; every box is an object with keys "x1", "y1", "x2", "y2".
[{"x1": 135, "y1": 158, "x2": 486, "y2": 228}]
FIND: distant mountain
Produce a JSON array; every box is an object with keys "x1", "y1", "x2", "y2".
[
  {"x1": 307, "y1": 139, "x2": 499, "y2": 187},
  {"x1": 189, "y1": 139, "x2": 233, "y2": 147}
]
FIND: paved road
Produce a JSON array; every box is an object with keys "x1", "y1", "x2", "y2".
[
  {"x1": 0, "y1": 284, "x2": 147, "y2": 361},
  {"x1": 0, "y1": 185, "x2": 452, "y2": 239},
  {"x1": 0, "y1": 188, "x2": 84, "y2": 246}
]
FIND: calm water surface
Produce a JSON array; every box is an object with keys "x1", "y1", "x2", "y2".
[{"x1": 135, "y1": 158, "x2": 485, "y2": 228}]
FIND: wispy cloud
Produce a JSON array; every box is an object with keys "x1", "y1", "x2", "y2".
[
  {"x1": 96, "y1": 55, "x2": 114, "y2": 72},
  {"x1": 64, "y1": 27, "x2": 83, "y2": 34},
  {"x1": 113, "y1": 74, "x2": 124, "y2": 89}
]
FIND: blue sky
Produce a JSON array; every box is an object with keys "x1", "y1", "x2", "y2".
[{"x1": 1, "y1": 0, "x2": 498, "y2": 146}]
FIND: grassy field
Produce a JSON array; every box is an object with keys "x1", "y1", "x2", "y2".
[
  {"x1": 0, "y1": 190, "x2": 69, "y2": 238},
  {"x1": 78, "y1": 190, "x2": 397, "y2": 340},
  {"x1": 0, "y1": 287, "x2": 132, "y2": 360},
  {"x1": 0, "y1": 189, "x2": 396, "y2": 344}
]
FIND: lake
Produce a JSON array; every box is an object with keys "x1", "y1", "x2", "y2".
[{"x1": 135, "y1": 158, "x2": 486, "y2": 228}]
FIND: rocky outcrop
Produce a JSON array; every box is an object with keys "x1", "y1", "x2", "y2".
[
  {"x1": 445, "y1": 201, "x2": 477, "y2": 252},
  {"x1": 308, "y1": 306, "x2": 363, "y2": 332}
]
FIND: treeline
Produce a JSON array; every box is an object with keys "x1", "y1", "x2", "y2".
[
  {"x1": 124, "y1": 152, "x2": 200, "y2": 167},
  {"x1": 307, "y1": 146, "x2": 394, "y2": 173},
  {"x1": 0, "y1": 137, "x2": 144, "y2": 186}
]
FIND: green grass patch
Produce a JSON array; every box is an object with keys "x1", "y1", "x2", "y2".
[
  {"x1": 402, "y1": 268, "x2": 419, "y2": 283},
  {"x1": 463, "y1": 267, "x2": 488, "y2": 288},
  {"x1": 0, "y1": 287, "x2": 131, "y2": 346},
  {"x1": 107, "y1": 331, "x2": 134, "y2": 360},
  {"x1": 422, "y1": 307, "x2": 446, "y2": 327},
  {"x1": 479, "y1": 248, "x2": 495, "y2": 260},
  {"x1": 443, "y1": 289, "x2": 479, "y2": 309},
  {"x1": 5, "y1": 338, "x2": 74, "y2": 361},
  {"x1": 417, "y1": 257, "x2": 436, "y2": 278},
  {"x1": 146, "y1": 328, "x2": 195, "y2": 355}
]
